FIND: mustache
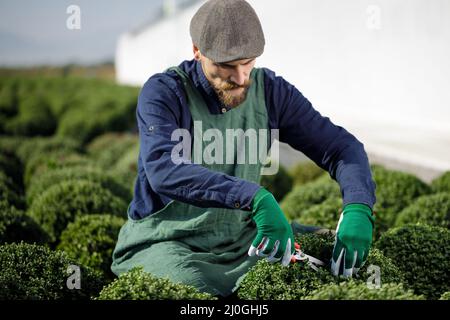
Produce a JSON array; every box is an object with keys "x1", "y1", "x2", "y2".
[{"x1": 218, "y1": 79, "x2": 252, "y2": 91}]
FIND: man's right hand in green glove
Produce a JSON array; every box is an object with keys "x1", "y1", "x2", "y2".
[{"x1": 247, "y1": 187, "x2": 295, "y2": 266}]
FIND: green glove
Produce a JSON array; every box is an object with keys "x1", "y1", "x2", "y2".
[
  {"x1": 331, "y1": 203, "x2": 375, "y2": 277},
  {"x1": 247, "y1": 187, "x2": 295, "y2": 266}
]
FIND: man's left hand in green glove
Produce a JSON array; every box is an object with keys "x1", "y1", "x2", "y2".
[{"x1": 331, "y1": 203, "x2": 375, "y2": 277}]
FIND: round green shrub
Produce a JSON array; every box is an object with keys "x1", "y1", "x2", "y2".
[
  {"x1": 113, "y1": 142, "x2": 139, "y2": 191},
  {"x1": 295, "y1": 197, "x2": 342, "y2": 230},
  {"x1": 431, "y1": 171, "x2": 450, "y2": 193},
  {"x1": 96, "y1": 267, "x2": 216, "y2": 300},
  {"x1": 23, "y1": 151, "x2": 94, "y2": 187},
  {"x1": 16, "y1": 136, "x2": 82, "y2": 166},
  {"x1": 4, "y1": 96, "x2": 56, "y2": 136},
  {"x1": 395, "y1": 193, "x2": 450, "y2": 228},
  {"x1": 0, "y1": 200, "x2": 49, "y2": 244},
  {"x1": 27, "y1": 180, "x2": 128, "y2": 243},
  {"x1": 26, "y1": 166, "x2": 132, "y2": 206},
  {"x1": 0, "y1": 84, "x2": 18, "y2": 117},
  {"x1": 237, "y1": 257, "x2": 336, "y2": 300},
  {"x1": 440, "y1": 291, "x2": 450, "y2": 300},
  {"x1": 290, "y1": 161, "x2": 325, "y2": 186},
  {"x1": 0, "y1": 152, "x2": 23, "y2": 189},
  {"x1": 87, "y1": 132, "x2": 138, "y2": 169},
  {"x1": 0, "y1": 171, "x2": 24, "y2": 209},
  {"x1": 295, "y1": 232, "x2": 405, "y2": 285},
  {"x1": 281, "y1": 178, "x2": 341, "y2": 220},
  {"x1": 371, "y1": 165, "x2": 431, "y2": 233},
  {"x1": 57, "y1": 100, "x2": 132, "y2": 144},
  {"x1": 260, "y1": 163, "x2": 293, "y2": 202},
  {"x1": 376, "y1": 224, "x2": 450, "y2": 299},
  {"x1": 57, "y1": 214, "x2": 125, "y2": 279},
  {"x1": 0, "y1": 242, "x2": 104, "y2": 299},
  {"x1": 305, "y1": 281, "x2": 424, "y2": 300}
]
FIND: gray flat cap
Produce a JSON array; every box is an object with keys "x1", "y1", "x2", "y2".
[{"x1": 190, "y1": 0, "x2": 265, "y2": 63}]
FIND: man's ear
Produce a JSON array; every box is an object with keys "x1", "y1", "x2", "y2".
[{"x1": 193, "y1": 44, "x2": 201, "y2": 61}]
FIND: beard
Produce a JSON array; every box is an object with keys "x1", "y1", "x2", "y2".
[{"x1": 213, "y1": 79, "x2": 252, "y2": 108}]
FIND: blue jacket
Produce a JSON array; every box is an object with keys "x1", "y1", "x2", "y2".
[{"x1": 129, "y1": 59, "x2": 376, "y2": 220}]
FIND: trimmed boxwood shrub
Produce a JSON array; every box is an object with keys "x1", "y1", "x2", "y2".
[
  {"x1": 290, "y1": 161, "x2": 325, "y2": 186},
  {"x1": 431, "y1": 171, "x2": 450, "y2": 193},
  {"x1": 0, "y1": 200, "x2": 49, "y2": 244},
  {"x1": 281, "y1": 178, "x2": 341, "y2": 220},
  {"x1": 26, "y1": 166, "x2": 132, "y2": 206},
  {"x1": 87, "y1": 132, "x2": 138, "y2": 169},
  {"x1": 236, "y1": 232, "x2": 403, "y2": 300},
  {"x1": 57, "y1": 214, "x2": 125, "y2": 279},
  {"x1": 96, "y1": 267, "x2": 216, "y2": 300},
  {"x1": 0, "y1": 171, "x2": 24, "y2": 209},
  {"x1": 305, "y1": 281, "x2": 424, "y2": 300},
  {"x1": 371, "y1": 165, "x2": 431, "y2": 233},
  {"x1": 113, "y1": 143, "x2": 139, "y2": 191},
  {"x1": 376, "y1": 224, "x2": 450, "y2": 299},
  {"x1": 0, "y1": 152, "x2": 23, "y2": 189},
  {"x1": 395, "y1": 193, "x2": 450, "y2": 228},
  {"x1": 16, "y1": 136, "x2": 82, "y2": 166},
  {"x1": 4, "y1": 96, "x2": 56, "y2": 136},
  {"x1": 260, "y1": 164, "x2": 293, "y2": 202},
  {"x1": 0, "y1": 242, "x2": 104, "y2": 299},
  {"x1": 0, "y1": 84, "x2": 18, "y2": 117},
  {"x1": 440, "y1": 292, "x2": 450, "y2": 300},
  {"x1": 296, "y1": 232, "x2": 405, "y2": 285},
  {"x1": 295, "y1": 197, "x2": 342, "y2": 230},
  {"x1": 23, "y1": 151, "x2": 94, "y2": 187},
  {"x1": 57, "y1": 100, "x2": 132, "y2": 144},
  {"x1": 27, "y1": 180, "x2": 128, "y2": 243}
]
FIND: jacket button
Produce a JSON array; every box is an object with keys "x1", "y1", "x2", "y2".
[
  {"x1": 234, "y1": 202, "x2": 240, "y2": 208},
  {"x1": 221, "y1": 107, "x2": 227, "y2": 113},
  {"x1": 149, "y1": 126, "x2": 154, "y2": 132}
]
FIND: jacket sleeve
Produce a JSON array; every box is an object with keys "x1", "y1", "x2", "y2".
[
  {"x1": 266, "y1": 71, "x2": 376, "y2": 209},
  {"x1": 136, "y1": 74, "x2": 261, "y2": 211}
]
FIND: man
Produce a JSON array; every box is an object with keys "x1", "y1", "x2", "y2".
[{"x1": 111, "y1": 0, "x2": 376, "y2": 297}]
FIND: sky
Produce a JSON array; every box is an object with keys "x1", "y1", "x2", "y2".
[{"x1": 0, "y1": 0, "x2": 169, "y2": 66}]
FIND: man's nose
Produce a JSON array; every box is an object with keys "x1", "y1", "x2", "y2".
[{"x1": 230, "y1": 66, "x2": 248, "y2": 86}]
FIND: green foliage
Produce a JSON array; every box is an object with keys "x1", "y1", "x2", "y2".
[
  {"x1": 57, "y1": 214, "x2": 125, "y2": 279},
  {"x1": 0, "y1": 171, "x2": 24, "y2": 209},
  {"x1": 87, "y1": 132, "x2": 138, "y2": 168},
  {"x1": 395, "y1": 193, "x2": 450, "y2": 228},
  {"x1": 0, "y1": 242, "x2": 104, "y2": 299},
  {"x1": 260, "y1": 164, "x2": 293, "y2": 202},
  {"x1": 26, "y1": 166, "x2": 132, "y2": 206},
  {"x1": 96, "y1": 267, "x2": 216, "y2": 300},
  {"x1": 0, "y1": 151, "x2": 23, "y2": 189},
  {"x1": 440, "y1": 291, "x2": 450, "y2": 300},
  {"x1": 431, "y1": 171, "x2": 450, "y2": 194},
  {"x1": 23, "y1": 151, "x2": 94, "y2": 187},
  {"x1": 295, "y1": 232, "x2": 405, "y2": 285},
  {"x1": 376, "y1": 224, "x2": 450, "y2": 299},
  {"x1": 4, "y1": 96, "x2": 56, "y2": 136},
  {"x1": 16, "y1": 136, "x2": 82, "y2": 165},
  {"x1": 27, "y1": 179, "x2": 128, "y2": 243},
  {"x1": 290, "y1": 161, "x2": 325, "y2": 186},
  {"x1": 305, "y1": 281, "x2": 424, "y2": 300},
  {"x1": 295, "y1": 197, "x2": 342, "y2": 230},
  {"x1": 57, "y1": 92, "x2": 136, "y2": 144},
  {"x1": 113, "y1": 143, "x2": 139, "y2": 191},
  {"x1": 0, "y1": 200, "x2": 49, "y2": 244},
  {"x1": 371, "y1": 165, "x2": 431, "y2": 233},
  {"x1": 237, "y1": 232, "x2": 405, "y2": 300},
  {"x1": 281, "y1": 178, "x2": 341, "y2": 220}
]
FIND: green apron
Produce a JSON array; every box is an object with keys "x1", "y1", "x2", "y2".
[{"x1": 111, "y1": 66, "x2": 269, "y2": 297}]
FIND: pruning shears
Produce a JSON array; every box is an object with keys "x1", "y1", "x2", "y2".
[{"x1": 290, "y1": 242, "x2": 325, "y2": 271}]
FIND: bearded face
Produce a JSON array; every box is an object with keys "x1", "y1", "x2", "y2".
[{"x1": 196, "y1": 49, "x2": 256, "y2": 109}]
